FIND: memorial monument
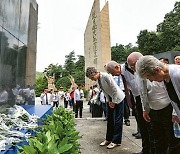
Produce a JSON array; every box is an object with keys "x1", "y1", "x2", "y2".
[{"x1": 84, "y1": 0, "x2": 111, "y2": 89}]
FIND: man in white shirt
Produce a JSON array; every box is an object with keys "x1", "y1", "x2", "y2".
[
  {"x1": 113, "y1": 74, "x2": 131, "y2": 126},
  {"x1": 127, "y1": 52, "x2": 151, "y2": 154},
  {"x1": 40, "y1": 88, "x2": 53, "y2": 105},
  {"x1": 74, "y1": 85, "x2": 84, "y2": 118}
]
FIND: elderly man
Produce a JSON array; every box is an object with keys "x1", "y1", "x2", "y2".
[
  {"x1": 127, "y1": 52, "x2": 152, "y2": 154},
  {"x1": 86, "y1": 67, "x2": 125, "y2": 149},
  {"x1": 105, "y1": 61, "x2": 131, "y2": 126}
]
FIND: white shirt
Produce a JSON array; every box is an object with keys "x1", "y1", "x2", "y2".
[
  {"x1": 52, "y1": 93, "x2": 59, "y2": 102},
  {"x1": 145, "y1": 81, "x2": 170, "y2": 110},
  {"x1": 100, "y1": 91, "x2": 106, "y2": 103},
  {"x1": 64, "y1": 92, "x2": 71, "y2": 101},
  {"x1": 113, "y1": 76, "x2": 125, "y2": 91},
  {"x1": 121, "y1": 64, "x2": 140, "y2": 96},
  {"x1": 40, "y1": 93, "x2": 53, "y2": 105},
  {"x1": 58, "y1": 91, "x2": 64, "y2": 100},
  {"x1": 74, "y1": 89, "x2": 84, "y2": 102}
]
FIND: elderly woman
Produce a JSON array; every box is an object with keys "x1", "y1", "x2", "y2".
[
  {"x1": 86, "y1": 67, "x2": 125, "y2": 149},
  {"x1": 136, "y1": 55, "x2": 180, "y2": 120},
  {"x1": 136, "y1": 55, "x2": 180, "y2": 153}
]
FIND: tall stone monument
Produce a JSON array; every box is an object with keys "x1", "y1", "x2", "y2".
[{"x1": 84, "y1": 0, "x2": 111, "y2": 89}]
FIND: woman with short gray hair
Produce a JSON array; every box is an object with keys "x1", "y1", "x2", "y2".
[
  {"x1": 136, "y1": 55, "x2": 164, "y2": 80},
  {"x1": 136, "y1": 55, "x2": 180, "y2": 121},
  {"x1": 86, "y1": 66, "x2": 125, "y2": 149}
]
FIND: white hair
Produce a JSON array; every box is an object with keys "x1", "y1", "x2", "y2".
[
  {"x1": 105, "y1": 61, "x2": 119, "y2": 73},
  {"x1": 136, "y1": 55, "x2": 164, "y2": 78}
]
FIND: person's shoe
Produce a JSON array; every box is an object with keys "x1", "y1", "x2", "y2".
[
  {"x1": 106, "y1": 142, "x2": 121, "y2": 149},
  {"x1": 132, "y1": 132, "x2": 139, "y2": 136},
  {"x1": 124, "y1": 120, "x2": 130, "y2": 126},
  {"x1": 100, "y1": 140, "x2": 111, "y2": 146},
  {"x1": 135, "y1": 133, "x2": 142, "y2": 139}
]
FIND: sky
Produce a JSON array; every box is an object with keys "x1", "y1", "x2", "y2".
[{"x1": 36, "y1": 0, "x2": 177, "y2": 72}]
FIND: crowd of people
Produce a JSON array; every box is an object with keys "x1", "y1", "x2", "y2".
[
  {"x1": 40, "y1": 85, "x2": 85, "y2": 118},
  {"x1": 86, "y1": 52, "x2": 180, "y2": 154}
]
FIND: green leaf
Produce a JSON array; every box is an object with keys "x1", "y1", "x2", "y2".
[
  {"x1": 33, "y1": 138, "x2": 43, "y2": 152},
  {"x1": 46, "y1": 131, "x2": 52, "y2": 142},
  {"x1": 59, "y1": 144, "x2": 73, "y2": 153},
  {"x1": 22, "y1": 146, "x2": 37, "y2": 154}
]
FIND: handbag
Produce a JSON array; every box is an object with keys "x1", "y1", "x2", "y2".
[{"x1": 173, "y1": 122, "x2": 180, "y2": 138}]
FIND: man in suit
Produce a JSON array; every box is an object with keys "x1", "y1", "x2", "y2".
[
  {"x1": 40, "y1": 88, "x2": 53, "y2": 105},
  {"x1": 86, "y1": 67, "x2": 125, "y2": 149}
]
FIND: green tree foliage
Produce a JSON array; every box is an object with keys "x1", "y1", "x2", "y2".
[
  {"x1": 43, "y1": 63, "x2": 63, "y2": 81},
  {"x1": 137, "y1": 30, "x2": 161, "y2": 55},
  {"x1": 36, "y1": 52, "x2": 85, "y2": 94},
  {"x1": 64, "y1": 51, "x2": 76, "y2": 75},
  {"x1": 73, "y1": 55, "x2": 85, "y2": 86},
  {"x1": 137, "y1": 2, "x2": 180, "y2": 54},
  {"x1": 157, "y1": 1, "x2": 180, "y2": 51},
  {"x1": 111, "y1": 43, "x2": 138, "y2": 63},
  {"x1": 35, "y1": 74, "x2": 47, "y2": 96},
  {"x1": 56, "y1": 77, "x2": 71, "y2": 91},
  {"x1": 75, "y1": 55, "x2": 84, "y2": 71}
]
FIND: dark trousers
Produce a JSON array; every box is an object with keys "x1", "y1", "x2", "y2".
[
  {"x1": 135, "y1": 96, "x2": 151, "y2": 154},
  {"x1": 149, "y1": 104, "x2": 180, "y2": 154},
  {"x1": 131, "y1": 93, "x2": 140, "y2": 132},
  {"x1": 75, "y1": 100, "x2": 83, "y2": 118},
  {"x1": 64, "y1": 101, "x2": 68, "y2": 108},
  {"x1": 106, "y1": 101, "x2": 124, "y2": 144},
  {"x1": 70, "y1": 98, "x2": 75, "y2": 111},
  {"x1": 53, "y1": 101, "x2": 59, "y2": 108},
  {"x1": 124, "y1": 95, "x2": 130, "y2": 121},
  {"x1": 102, "y1": 102, "x2": 107, "y2": 118},
  {"x1": 92, "y1": 103, "x2": 103, "y2": 117}
]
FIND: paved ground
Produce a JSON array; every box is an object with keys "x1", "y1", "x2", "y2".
[{"x1": 75, "y1": 102, "x2": 142, "y2": 154}]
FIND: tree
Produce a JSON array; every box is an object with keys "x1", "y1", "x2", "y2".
[
  {"x1": 111, "y1": 44, "x2": 138, "y2": 63},
  {"x1": 157, "y1": 2, "x2": 180, "y2": 52},
  {"x1": 56, "y1": 77, "x2": 71, "y2": 91},
  {"x1": 36, "y1": 51, "x2": 85, "y2": 92},
  {"x1": 73, "y1": 55, "x2": 85, "y2": 86},
  {"x1": 137, "y1": 2, "x2": 180, "y2": 55},
  {"x1": 137, "y1": 30, "x2": 161, "y2": 55},
  {"x1": 64, "y1": 50, "x2": 76, "y2": 75},
  {"x1": 35, "y1": 75, "x2": 47, "y2": 96},
  {"x1": 75, "y1": 55, "x2": 85, "y2": 71},
  {"x1": 43, "y1": 63, "x2": 63, "y2": 86}
]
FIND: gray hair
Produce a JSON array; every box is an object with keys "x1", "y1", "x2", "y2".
[
  {"x1": 127, "y1": 52, "x2": 143, "y2": 63},
  {"x1": 86, "y1": 67, "x2": 98, "y2": 78},
  {"x1": 105, "y1": 61, "x2": 119, "y2": 73},
  {"x1": 136, "y1": 55, "x2": 164, "y2": 78}
]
